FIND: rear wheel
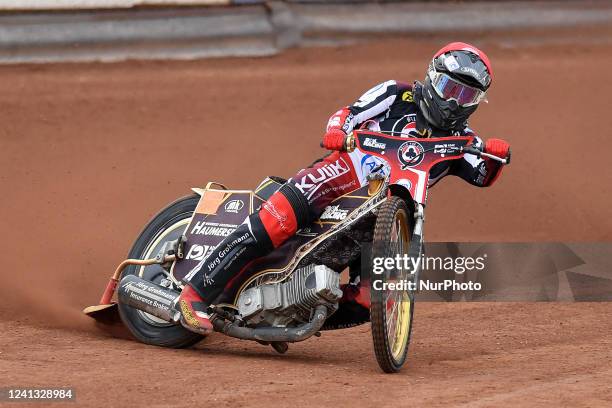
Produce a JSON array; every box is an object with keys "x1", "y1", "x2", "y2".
[
  {"x1": 370, "y1": 196, "x2": 415, "y2": 373},
  {"x1": 117, "y1": 195, "x2": 204, "y2": 348}
]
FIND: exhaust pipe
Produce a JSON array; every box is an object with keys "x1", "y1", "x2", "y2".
[
  {"x1": 212, "y1": 305, "x2": 328, "y2": 343},
  {"x1": 117, "y1": 275, "x2": 180, "y2": 323}
]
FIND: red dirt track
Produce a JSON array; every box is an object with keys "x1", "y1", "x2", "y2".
[{"x1": 1, "y1": 26, "x2": 612, "y2": 407}]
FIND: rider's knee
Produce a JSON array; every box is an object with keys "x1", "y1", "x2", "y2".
[{"x1": 257, "y1": 183, "x2": 312, "y2": 248}]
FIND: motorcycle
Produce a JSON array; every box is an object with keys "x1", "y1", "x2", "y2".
[{"x1": 84, "y1": 129, "x2": 509, "y2": 373}]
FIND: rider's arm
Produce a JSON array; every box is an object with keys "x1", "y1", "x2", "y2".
[
  {"x1": 448, "y1": 133, "x2": 506, "y2": 187},
  {"x1": 326, "y1": 80, "x2": 401, "y2": 134}
]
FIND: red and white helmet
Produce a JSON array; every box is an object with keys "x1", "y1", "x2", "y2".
[{"x1": 420, "y1": 42, "x2": 493, "y2": 130}]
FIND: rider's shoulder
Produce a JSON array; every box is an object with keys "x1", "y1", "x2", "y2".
[
  {"x1": 369, "y1": 79, "x2": 413, "y2": 89},
  {"x1": 360, "y1": 80, "x2": 415, "y2": 102},
  {"x1": 359, "y1": 80, "x2": 398, "y2": 97}
]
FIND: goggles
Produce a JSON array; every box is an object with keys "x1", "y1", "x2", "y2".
[{"x1": 428, "y1": 69, "x2": 487, "y2": 107}]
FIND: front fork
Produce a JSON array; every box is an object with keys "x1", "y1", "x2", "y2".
[{"x1": 410, "y1": 203, "x2": 425, "y2": 292}]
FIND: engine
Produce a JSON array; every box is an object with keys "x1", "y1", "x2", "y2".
[{"x1": 236, "y1": 264, "x2": 342, "y2": 327}]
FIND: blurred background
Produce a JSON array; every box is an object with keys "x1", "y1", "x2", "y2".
[{"x1": 1, "y1": 1, "x2": 612, "y2": 63}]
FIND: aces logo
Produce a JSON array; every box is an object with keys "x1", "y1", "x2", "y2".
[{"x1": 398, "y1": 141, "x2": 425, "y2": 169}]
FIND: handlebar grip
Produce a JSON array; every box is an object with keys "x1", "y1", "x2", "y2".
[{"x1": 465, "y1": 145, "x2": 511, "y2": 165}]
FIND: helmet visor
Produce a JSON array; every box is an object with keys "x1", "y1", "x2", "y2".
[{"x1": 428, "y1": 70, "x2": 486, "y2": 107}]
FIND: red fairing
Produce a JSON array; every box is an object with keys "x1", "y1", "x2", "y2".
[
  {"x1": 433, "y1": 42, "x2": 493, "y2": 80},
  {"x1": 259, "y1": 192, "x2": 298, "y2": 248},
  {"x1": 326, "y1": 107, "x2": 352, "y2": 132}
]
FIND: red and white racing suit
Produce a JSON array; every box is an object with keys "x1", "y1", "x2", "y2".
[
  {"x1": 186, "y1": 80, "x2": 504, "y2": 303},
  {"x1": 291, "y1": 80, "x2": 504, "y2": 214}
]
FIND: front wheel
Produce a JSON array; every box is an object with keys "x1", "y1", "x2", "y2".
[
  {"x1": 117, "y1": 194, "x2": 204, "y2": 348},
  {"x1": 370, "y1": 196, "x2": 415, "y2": 373}
]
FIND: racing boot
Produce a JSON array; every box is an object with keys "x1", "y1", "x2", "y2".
[
  {"x1": 321, "y1": 282, "x2": 371, "y2": 330},
  {"x1": 341, "y1": 281, "x2": 371, "y2": 309},
  {"x1": 177, "y1": 284, "x2": 213, "y2": 335}
]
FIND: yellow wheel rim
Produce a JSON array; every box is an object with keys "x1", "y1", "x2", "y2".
[
  {"x1": 387, "y1": 208, "x2": 412, "y2": 362},
  {"x1": 391, "y1": 293, "x2": 411, "y2": 360}
]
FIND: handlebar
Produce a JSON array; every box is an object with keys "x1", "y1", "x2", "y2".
[
  {"x1": 324, "y1": 133, "x2": 510, "y2": 165},
  {"x1": 462, "y1": 144, "x2": 511, "y2": 165}
]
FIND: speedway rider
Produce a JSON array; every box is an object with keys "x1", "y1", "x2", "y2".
[{"x1": 178, "y1": 42, "x2": 512, "y2": 334}]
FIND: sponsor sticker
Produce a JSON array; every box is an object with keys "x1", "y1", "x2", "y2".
[
  {"x1": 444, "y1": 55, "x2": 460, "y2": 71},
  {"x1": 185, "y1": 244, "x2": 215, "y2": 261},
  {"x1": 190, "y1": 220, "x2": 237, "y2": 237},
  {"x1": 401, "y1": 91, "x2": 413, "y2": 102},
  {"x1": 363, "y1": 137, "x2": 386, "y2": 150},
  {"x1": 294, "y1": 158, "x2": 350, "y2": 199},
  {"x1": 224, "y1": 199, "x2": 244, "y2": 213},
  {"x1": 433, "y1": 143, "x2": 460, "y2": 155},
  {"x1": 459, "y1": 66, "x2": 480, "y2": 79},
  {"x1": 360, "y1": 154, "x2": 388, "y2": 178},
  {"x1": 342, "y1": 112, "x2": 354, "y2": 133},
  {"x1": 395, "y1": 178, "x2": 413, "y2": 191},
  {"x1": 319, "y1": 205, "x2": 349, "y2": 221}
]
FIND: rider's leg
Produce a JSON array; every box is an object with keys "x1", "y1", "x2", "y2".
[
  {"x1": 178, "y1": 183, "x2": 311, "y2": 334},
  {"x1": 178, "y1": 150, "x2": 368, "y2": 335}
]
